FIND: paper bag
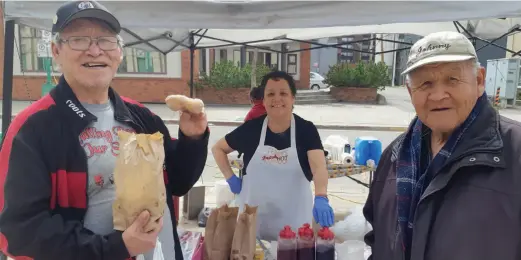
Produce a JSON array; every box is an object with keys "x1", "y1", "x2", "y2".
[
  {"x1": 231, "y1": 204, "x2": 258, "y2": 260},
  {"x1": 112, "y1": 131, "x2": 166, "y2": 231},
  {"x1": 204, "y1": 205, "x2": 239, "y2": 260}
]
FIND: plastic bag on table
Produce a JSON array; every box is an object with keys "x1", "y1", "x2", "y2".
[
  {"x1": 178, "y1": 228, "x2": 203, "y2": 260},
  {"x1": 136, "y1": 239, "x2": 165, "y2": 260},
  {"x1": 191, "y1": 236, "x2": 204, "y2": 260},
  {"x1": 330, "y1": 205, "x2": 372, "y2": 243}
]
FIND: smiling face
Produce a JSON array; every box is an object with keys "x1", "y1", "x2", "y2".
[
  {"x1": 263, "y1": 78, "x2": 295, "y2": 119},
  {"x1": 407, "y1": 60, "x2": 485, "y2": 134},
  {"x1": 51, "y1": 18, "x2": 122, "y2": 92}
]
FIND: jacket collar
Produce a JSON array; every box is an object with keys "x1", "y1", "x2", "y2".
[
  {"x1": 391, "y1": 102, "x2": 503, "y2": 163},
  {"x1": 51, "y1": 76, "x2": 136, "y2": 133}
]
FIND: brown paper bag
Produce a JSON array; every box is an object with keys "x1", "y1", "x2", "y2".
[
  {"x1": 231, "y1": 204, "x2": 258, "y2": 260},
  {"x1": 112, "y1": 131, "x2": 166, "y2": 231},
  {"x1": 204, "y1": 205, "x2": 240, "y2": 260}
]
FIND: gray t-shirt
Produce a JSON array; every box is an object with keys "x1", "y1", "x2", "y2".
[{"x1": 80, "y1": 102, "x2": 175, "y2": 260}]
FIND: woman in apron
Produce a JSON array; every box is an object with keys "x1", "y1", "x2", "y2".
[{"x1": 212, "y1": 71, "x2": 335, "y2": 241}]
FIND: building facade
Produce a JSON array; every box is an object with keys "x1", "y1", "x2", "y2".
[
  {"x1": 0, "y1": 19, "x2": 310, "y2": 103},
  {"x1": 336, "y1": 34, "x2": 374, "y2": 64}
]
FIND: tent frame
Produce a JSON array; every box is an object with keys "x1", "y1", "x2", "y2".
[{"x1": 2, "y1": 20, "x2": 520, "y2": 136}]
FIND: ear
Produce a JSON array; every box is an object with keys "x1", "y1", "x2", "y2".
[
  {"x1": 476, "y1": 67, "x2": 486, "y2": 95},
  {"x1": 406, "y1": 81, "x2": 412, "y2": 98},
  {"x1": 51, "y1": 42, "x2": 60, "y2": 59}
]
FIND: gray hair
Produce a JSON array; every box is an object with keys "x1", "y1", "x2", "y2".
[{"x1": 405, "y1": 60, "x2": 482, "y2": 86}]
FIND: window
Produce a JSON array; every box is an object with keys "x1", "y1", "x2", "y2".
[
  {"x1": 310, "y1": 72, "x2": 316, "y2": 79},
  {"x1": 20, "y1": 25, "x2": 166, "y2": 74},
  {"x1": 265, "y1": 52, "x2": 272, "y2": 67},
  {"x1": 287, "y1": 54, "x2": 297, "y2": 75},
  {"x1": 233, "y1": 50, "x2": 241, "y2": 66},
  {"x1": 19, "y1": 25, "x2": 58, "y2": 72},
  {"x1": 199, "y1": 49, "x2": 207, "y2": 74},
  {"x1": 219, "y1": 49, "x2": 227, "y2": 61},
  {"x1": 118, "y1": 48, "x2": 166, "y2": 74}
]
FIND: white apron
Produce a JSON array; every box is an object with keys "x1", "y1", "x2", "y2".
[{"x1": 238, "y1": 115, "x2": 313, "y2": 241}]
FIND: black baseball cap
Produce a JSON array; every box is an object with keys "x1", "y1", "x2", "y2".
[{"x1": 51, "y1": 1, "x2": 121, "y2": 34}]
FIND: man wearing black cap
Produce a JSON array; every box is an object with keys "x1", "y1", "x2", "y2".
[{"x1": 0, "y1": 1, "x2": 208, "y2": 260}]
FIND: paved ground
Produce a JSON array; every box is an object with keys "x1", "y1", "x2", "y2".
[{"x1": 4, "y1": 87, "x2": 521, "y2": 131}]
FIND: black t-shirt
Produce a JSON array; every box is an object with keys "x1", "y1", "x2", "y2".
[{"x1": 225, "y1": 114, "x2": 323, "y2": 181}]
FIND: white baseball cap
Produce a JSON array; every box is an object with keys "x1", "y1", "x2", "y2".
[{"x1": 401, "y1": 31, "x2": 477, "y2": 75}]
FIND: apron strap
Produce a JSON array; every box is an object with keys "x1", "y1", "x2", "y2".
[
  {"x1": 259, "y1": 116, "x2": 269, "y2": 146},
  {"x1": 290, "y1": 115, "x2": 296, "y2": 148}
]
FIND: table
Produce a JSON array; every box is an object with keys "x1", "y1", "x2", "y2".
[{"x1": 229, "y1": 159, "x2": 375, "y2": 188}]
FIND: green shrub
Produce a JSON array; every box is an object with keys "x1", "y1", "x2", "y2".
[
  {"x1": 324, "y1": 61, "x2": 390, "y2": 90},
  {"x1": 195, "y1": 60, "x2": 272, "y2": 89}
]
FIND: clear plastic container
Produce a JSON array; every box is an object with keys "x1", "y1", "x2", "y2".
[
  {"x1": 297, "y1": 223, "x2": 315, "y2": 260},
  {"x1": 277, "y1": 225, "x2": 297, "y2": 260},
  {"x1": 316, "y1": 227, "x2": 335, "y2": 260}
]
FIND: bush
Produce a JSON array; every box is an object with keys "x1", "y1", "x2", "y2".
[
  {"x1": 324, "y1": 61, "x2": 391, "y2": 90},
  {"x1": 195, "y1": 61, "x2": 272, "y2": 89}
]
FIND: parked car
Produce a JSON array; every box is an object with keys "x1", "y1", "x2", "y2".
[{"x1": 309, "y1": 71, "x2": 329, "y2": 90}]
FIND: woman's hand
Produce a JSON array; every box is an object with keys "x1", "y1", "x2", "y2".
[
  {"x1": 226, "y1": 175, "x2": 242, "y2": 194},
  {"x1": 313, "y1": 196, "x2": 334, "y2": 227}
]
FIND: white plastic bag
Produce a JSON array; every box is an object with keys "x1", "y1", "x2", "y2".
[
  {"x1": 178, "y1": 228, "x2": 203, "y2": 260},
  {"x1": 136, "y1": 239, "x2": 164, "y2": 260},
  {"x1": 330, "y1": 205, "x2": 372, "y2": 242}
]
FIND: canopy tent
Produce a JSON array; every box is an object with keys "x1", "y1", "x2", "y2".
[
  {"x1": 3, "y1": 1, "x2": 521, "y2": 136},
  {"x1": 6, "y1": 1, "x2": 521, "y2": 52}
]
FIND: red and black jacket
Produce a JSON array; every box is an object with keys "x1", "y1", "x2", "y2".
[{"x1": 0, "y1": 76, "x2": 209, "y2": 260}]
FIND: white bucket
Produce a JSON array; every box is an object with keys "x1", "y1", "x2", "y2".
[{"x1": 214, "y1": 180, "x2": 234, "y2": 207}]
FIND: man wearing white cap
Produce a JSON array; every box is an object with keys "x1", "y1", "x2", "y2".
[{"x1": 363, "y1": 31, "x2": 521, "y2": 260}]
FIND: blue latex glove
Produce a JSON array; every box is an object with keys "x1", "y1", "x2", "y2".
[
  {"x1": 313, "y1": 196, "x2": 334, "y2": 227},
  {"x1": 226, "y1": 175, "x2": 242, "y2": 194}
]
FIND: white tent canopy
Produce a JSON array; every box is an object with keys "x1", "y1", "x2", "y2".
[{"x1": 5, "y1": 1, "x2": 521, "y2": 52}]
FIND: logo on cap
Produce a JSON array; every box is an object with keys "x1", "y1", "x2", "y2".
[
  {"x1": 78, "y1": 1, "x2": 94, "y2": 10},
  {"x1": 417, "y1": 43, "x2": 451, "y2": 54}
]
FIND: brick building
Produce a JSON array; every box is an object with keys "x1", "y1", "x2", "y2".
[{"x1": 0, "y1": 15, "x2": 311, "y2": 103}]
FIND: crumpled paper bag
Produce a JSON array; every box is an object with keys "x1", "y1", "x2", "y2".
[
  {"x1": 231, "y1": 204, "x2": 258, "y2": 260},
  {"x1": 112, "y1": 131, "x2": 166, "y2": 231},
  {"x1": 204, "y1": 205, "x2": 239, "y2": 260}
]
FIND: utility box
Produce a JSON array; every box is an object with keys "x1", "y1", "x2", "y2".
[{"x1": 485, "y1": 58, "x2": 521, "y2": 108}]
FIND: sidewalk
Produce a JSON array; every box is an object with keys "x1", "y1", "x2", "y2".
[
  {"x1": 3, "y1": 86, "x2": 521, "y2": 132},
  {"x1": 0, "y1": 100, "x2": 417, "y2": 131}
]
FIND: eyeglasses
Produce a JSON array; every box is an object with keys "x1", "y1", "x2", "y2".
[{"x1": 59, "y1": 36, "x2": 120, "y2": 51}]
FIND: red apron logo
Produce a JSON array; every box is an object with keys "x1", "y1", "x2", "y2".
[
  {"x1": 262, "y1": 150, "x2": 288, "y2": 165},
  {"x1": 66, "y1": 100, "x2": 86, "y2": 118}
]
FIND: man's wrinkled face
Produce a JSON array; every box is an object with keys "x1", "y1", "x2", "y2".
[
  {"x1": 51, "y1": 18, "x2": 122, "y2": 90},
  {"x1": 407, "y1": 60, "x2": 485, "y2": 134}
]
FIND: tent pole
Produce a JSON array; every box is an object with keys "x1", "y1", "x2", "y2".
[
  {"x1": 189, "y1": 32, "x2": 195, "y2": 98},
  {"x1": 2, "y1": 20, "x2": 15, "y2": 143}
]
